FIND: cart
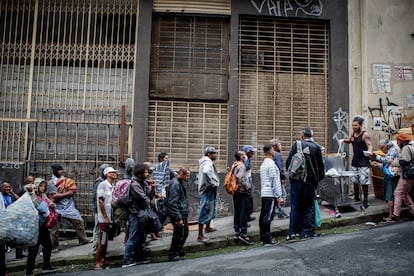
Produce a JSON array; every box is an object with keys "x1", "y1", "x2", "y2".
[
  {"x1": 317, "y1": 148, "x2": 362, "y2": 218},
  {"x1": 317, "y1": 171, "x2": 360, "y2": 218}
]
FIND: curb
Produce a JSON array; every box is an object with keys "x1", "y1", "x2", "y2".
[{"x1": 7, "y1": 203, "x2": 399, "y2": 273}]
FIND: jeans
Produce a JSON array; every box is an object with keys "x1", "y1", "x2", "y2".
[
  {"x1": 233, "y1": 192, "x2": 250, "y2": 235},
  {"x1": 123, "y1": 213, "x2": 146, "y2": 264},
  {"x1": 288, "y1": 180, "x2": 315, "y2": 237},
  {"x1": 198, "y1": 190, "x2": 217, "y2": 225},
  {"x1": 259, "y1": 197, "x2": 276, "y2": 243}
]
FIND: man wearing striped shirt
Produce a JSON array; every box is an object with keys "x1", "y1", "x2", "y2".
[{"x1": 259, "y1": 145, "x2": 284, "y2": 246}]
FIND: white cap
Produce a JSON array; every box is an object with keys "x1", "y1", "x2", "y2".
[{"x1": 104, "y1": 167, "x2": 119, "y2": 175}]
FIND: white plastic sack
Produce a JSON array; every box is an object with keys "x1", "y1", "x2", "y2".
[{"x1": 0, "y1": 192, "x2": 39, "y2": 247}]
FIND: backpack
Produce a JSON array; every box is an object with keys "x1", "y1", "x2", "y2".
[
  {"x1": 288, "y1": 140, "x2": 307, "y2": 182},
  {"x1": 224, "y1": 162, "x2": 240, "y2": 195},
  {"x1": 112, "y1": 179, "x2": 132, "y2": 208}
]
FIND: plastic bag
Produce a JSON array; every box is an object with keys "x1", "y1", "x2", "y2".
[
  {"x1": 0, "y1": 193, "x2": 39, "y2": 247},
  {"x1": 45, "y1": 207, "x2": 59, "y2": 229},
  {"x1": 314, "y1": 199, "x2": 322, "y2": 227}
]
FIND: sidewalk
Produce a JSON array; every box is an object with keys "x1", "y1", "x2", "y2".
[{"x1": 6, "y1": 196, "x2": 391, "y2": 272}]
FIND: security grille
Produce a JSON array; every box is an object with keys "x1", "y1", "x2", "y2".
[
  {"x1": 153, "y1": 0, "x2": 231, "y2": 15},
  {"x1": 149, "y1": 14, "x2": 229, "y2": 171},
  {"x1": 0, "y1": 0, "x2": 137, "y2": 224},
  {"x1": 147, "y1": 100, "x2": 228, "y2": 171},
  {"x1": 238, "y1": 17, "x2": 329, "y2": 169}
]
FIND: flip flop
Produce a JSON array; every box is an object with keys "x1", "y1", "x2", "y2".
[
  {"x1": 205, "y1": 228, "x2": 217, "y2": 233},
  {"x1": 197, "y1": 237, "x2": 213, "y2": 244}
]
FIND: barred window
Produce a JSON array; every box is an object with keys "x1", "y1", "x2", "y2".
[{"x1": 150, "y1": 15, "x2": 229, "y2": 100}]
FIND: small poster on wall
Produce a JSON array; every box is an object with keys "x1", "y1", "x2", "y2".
[{"x1": 373, "y1": 117, "x2": 382, "y2": 131}]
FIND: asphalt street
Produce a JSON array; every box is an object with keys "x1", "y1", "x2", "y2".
[{"x1": 60, "y1": 220, "x2": 414, "y2": 276}]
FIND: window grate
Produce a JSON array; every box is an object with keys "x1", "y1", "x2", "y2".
[
  {"x1": 150, "y1": 15, "x2": 229, "y2": 101},
  {"x1": 238, "y1": 17, "x2": 329, "y2": 170},
  {"x1": 147, "y1": 100, "x2": 228, "y2": 171}
]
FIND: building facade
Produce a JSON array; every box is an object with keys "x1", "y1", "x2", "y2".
[{"x1": 1, "y1": 0, "x2": 412, "y2": 223}]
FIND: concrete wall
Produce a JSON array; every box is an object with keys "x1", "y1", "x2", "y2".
[{"x1": 349, "y1": 0, "x2": 414, "y2": 146}]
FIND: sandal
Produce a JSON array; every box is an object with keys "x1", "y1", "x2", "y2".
[
  {"x1": 101, "y1": 261, "x2": 115, "y2": 267},
  {"x1": 94, "y1": 265, "x2": 103, "y2": 270},
  {"x1": 205, "y1": 227, "x2": 217, "y2": 233},
  {"x1": 197, "y1": 236, "x2": 213, "y2": 244}
]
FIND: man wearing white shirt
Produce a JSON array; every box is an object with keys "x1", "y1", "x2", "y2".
[{"x1": 95, "y1": 166, "x2": 118, "y2": 270}]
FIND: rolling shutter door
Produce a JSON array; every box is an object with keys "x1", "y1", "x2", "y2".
[
  {"x1": 153, "y1": 0, "x2": 230, "y2": 15},
  {"x1": 239, "y1": 17, "x2": 329, "y2": 169}
]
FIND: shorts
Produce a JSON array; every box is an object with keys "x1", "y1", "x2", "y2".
[
  {"x1": 383, "y1": 175, "x2": 399, "y2": 202},
  {"x1": 350, "y1": 166, "x2": 371, "y2": 185},
  {"x1": 98, "y1": 223, "x2": 109, "y2": 246},
  {"x1": 198, "y1": 190, "x2": 217, "y2": 225}
]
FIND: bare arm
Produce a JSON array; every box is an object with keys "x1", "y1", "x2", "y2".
[
  {"x1": 98, "y1": 196, "x2": 109, "y2": 223},
  {"x1": 363, "y1": 132, "x2": 373, "y2": 152}
]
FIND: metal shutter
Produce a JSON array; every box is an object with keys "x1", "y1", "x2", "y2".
[
  {"x1": 153, "y1": 0, "x2": 230, "y2": 15},
  {"x1": 147, "y1": 100, "x2": 228, "y2": 171},
  {"x1": 238, "y1": 17, "x2": 329, "y2": 169}
]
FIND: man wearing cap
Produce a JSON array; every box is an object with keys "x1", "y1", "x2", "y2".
[
  {"x1": 92, "y1": 163, "x2": 109, "y2": 254},
  {"x1": 47, "y1": 164, "x2": 90, "y2": 251},
  {"x1": 197, "y1": 146, "x2": 220, "y2": 243},
  {"x1": 95, "y1": 166, "x2": 118, "y2": 270},
  {"x1": 242, "y1": 145, "x2": 256, "y2": 221}
]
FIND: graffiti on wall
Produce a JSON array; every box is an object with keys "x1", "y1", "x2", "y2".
[
  {"x1": 332, "y1": 107, "x2": 349, "y2": 146},
  {"x1": 368, "y1": 97, "x2": 403, "y2": 137},
  {"x1": 250, "y1": 0, "x2": 323, "y2": 17}
]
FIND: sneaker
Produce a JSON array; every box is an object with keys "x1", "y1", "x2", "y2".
[
  {"x1": 263, "y1": 238, "x2": 280, "y2": 247},
  {"x1": 122, "y1": 262, "x2": 137, "y2": 268},
  {"x1": 42, "y1": 266, "x2": 59, "y2": 273},
  {"x1": 278, "y1": 213, "x2": 289, "y2": 219},
  {"x1": 239, "y1": 234, "x2": 253, "y2": 245},
  {"x1": 137, "y1": 258, "x2": 151, "y2": 265},
  {"x1": 301, "y1": 233, "x2": 320, "y2": 240},
  {"x1": 52, "y1": 248, "x2": 59, "y2": 253},
  {"x1": 233, "y1": 233, "x2": 240, "y2": 240},
  {"x1": 168, "y1": 255, "x2": 181, "y2": 262},
  {"x1": 286, "y1": 234, "x2": 296, "y2": 242},
  {"x1": 247, "y1": 217, "x2": 256, "y2": 222}
]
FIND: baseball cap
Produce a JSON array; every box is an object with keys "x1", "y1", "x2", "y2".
[
  {"x1": 242, "y1": 145, "x2": 256, "y2": 153},
  {"x1": 204, "y1": 146, "x2": 217, "y2": 155},
  {"x1": 104, "y1": 167, "x2": 119, "y2": 175}
]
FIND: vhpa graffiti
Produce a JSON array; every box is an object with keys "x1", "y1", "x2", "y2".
[
  {"x1": 368, "y1": 97, "x2": 402, "y2": 137},
  {"x1": 332, "y1": 107, "x2": 349, "y2": 146},
  {"x1": 250, "y1": 0, "x2": 323, "y2": 17}
]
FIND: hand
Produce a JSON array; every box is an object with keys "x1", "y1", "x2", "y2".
[
  {"x1": 103, "y1": 216, "x2": 110, "y2": 224},
  {"x1": 157, "y1": 193, "x2": 164, "y2": 199},
  {"x1": 338, "y1": 139, "x2": 345, "y2": 144},
  {"x1": 175, "y1": 220, "x2": 184, "y2": 226},
  {"x1": 277, "y1": 197, "x2": 284, "y2": 205}
]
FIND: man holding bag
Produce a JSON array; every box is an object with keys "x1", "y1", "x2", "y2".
[{"x1": 123, "y1": 163, "x2": 155, "y2": 268}]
